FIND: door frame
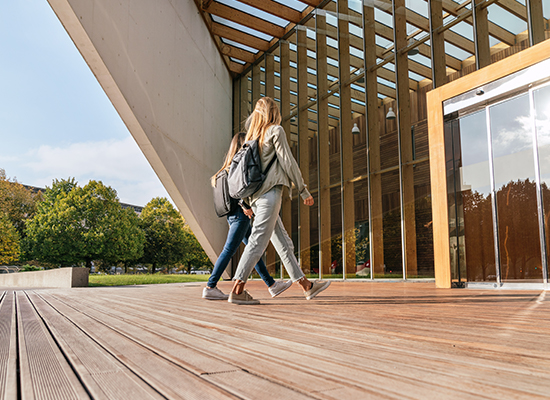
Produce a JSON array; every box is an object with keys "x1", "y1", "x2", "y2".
[{"x1": 427, "y1": 39, "x2": 550, "y2": 288}]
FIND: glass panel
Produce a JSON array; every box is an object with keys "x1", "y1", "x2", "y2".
[
  {"x1": 534, "y1": 84, "x2": 550, "y2": 281},
  {"x1": 445, "y1": 118, "x2": 464, "y2": 285},
  {"x1": 381, "y1": 170, "x2": 403, "y2": 278},
  {"x1": 283, "y1": 29, "x2": 299, "y2": 280},
  {"x1": 412, "y1": 122, "x2": 434, "y2": 279},
  {"x1": 490, "y1": 94, "x2": 543, "y2": 282},
  {"x1": 351, "y1": 2, "x2": 370, "y2": 279},
  {"x1": 457, "y1": 111, "x2": 496, "y2": 282}
]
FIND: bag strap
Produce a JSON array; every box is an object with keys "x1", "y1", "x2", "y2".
[{"x1": 263, "y1": 154, "x2": 277, "y2": 175}]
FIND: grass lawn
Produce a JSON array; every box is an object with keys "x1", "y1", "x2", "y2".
[{"x1": 88, "y1": 274, "x2": 210, "y2": 287}]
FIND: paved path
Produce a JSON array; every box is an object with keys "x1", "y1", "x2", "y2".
[{"x1": 1, "y1": 281, "x2": 549, "y2": 399}]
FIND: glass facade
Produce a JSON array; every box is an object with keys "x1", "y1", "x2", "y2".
[{"x1": 230, "y1": 0, "x2": 550, "y2": 282}]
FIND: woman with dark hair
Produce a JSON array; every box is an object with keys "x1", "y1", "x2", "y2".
[
  {"x1": 228, "y1": 98, "x2": 330, "y2": 305},
  {"x1": 204, "y1": 132, "x2": 291, "y2": 300}
]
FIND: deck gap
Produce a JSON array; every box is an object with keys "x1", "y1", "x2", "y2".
[
  {"x1": 14, "y1": 292, "x2": 21, "y2": 400},
  {"x1": 200, "y1": 369, "x2": 243, "y2": 376},
  {"x1": 33, "y1": 292, "x2": 175, "y2": 400},
  {"x1": 23, "y1": 291, "x2": 94, "y2": 400}
]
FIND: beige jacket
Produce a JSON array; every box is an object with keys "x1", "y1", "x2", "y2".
[{"x1": 249, "y1": 124, "x2": 311, "y2": 204}]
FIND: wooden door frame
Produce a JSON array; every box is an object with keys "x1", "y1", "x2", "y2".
[{"x1": 427, "y1": 39, "x2": 550, "y2": 288}]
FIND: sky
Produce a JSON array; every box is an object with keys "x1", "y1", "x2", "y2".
[{"x1": 0, "y1": 0, "x2": 170, "y2": 207}]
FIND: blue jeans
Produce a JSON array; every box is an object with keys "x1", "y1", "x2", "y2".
[{"x1": 208, "y1": 207, "x2": 275, "y2": 288}]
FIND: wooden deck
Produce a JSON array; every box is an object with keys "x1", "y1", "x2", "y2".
[{"x1": 1, "y1": 281, "x2": 549, "y2": 399}]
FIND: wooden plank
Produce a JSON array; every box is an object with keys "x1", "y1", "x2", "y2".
[
  {"x1": 439, "y1": 0, "x2": 516, "y2": 46},
  {"x1": 264, "y1": 51, "x2": 277, "y2": 275},
  {"x1": 316, "y1": 13, "x2": 332, "y2": 276},
  {"x1": 338, "y1": 0, "x2": 356, "y2": 275},
  {"x1": 220, "y1": 44, "x2": 256, "y2": 64},
  {"x1": 252, "y1": 62, "x2": 261, "y2": 108},
  {"x1": 429, "y1": 0, "x2": 448, "y2": 88},
  {"x1": 27, "y1": 292, "x2": 162, "y2": 400},
  {"x1": 52, "y1": 284, "x2": 550, "y2": 399},
  {"x1": 377, "y1": 0, "x2": 475, "y2": 54},
  {"x1": 280, "y1": 40, "x2": 293, "y2": 234},
  {"x1": 265, "y1": 52, "x2": 275, "y2": 99},
  {"x1": 297, "y1": 26, "x2": 311, "y2": 273},
  {"x1": 393, "y1": 0, "x2": 418, "y2": 277},
  {"x1": 364, "y1": 1, "x2": 384, "y2": 275},
  {"x1": 233, "y1": 0, "x2": 302, "y2": 23},
  {"x1": 42, "y1": 292, "x2": 357, "y2": 399},
  {"x1": 0, "y1": 292, "x2": 17, "y2": 400},
  {"x1": 37, "y1": 292, "x2": 240, "y2": 400},
  {"x1": 526, "y1": 0, "x2": 545, "y2": 46},
  {"x1": 472, "y1": 0, "x2": 491, "y2": 69},
  {"x1": 207, "y1": 2, "x2": 286, "y2": 38},
  {"x1": 211, "y1": 22, "x2": 271, "y2": 51},
  {"x1": 239, "y1": 74, "x2": 249, "y2": 131},
  {"x1": 228, "y1": 60, "x2": 245, "y2": 74},
  {"x1": 16, "y1": 292, "x2": 90, "y2": 400}
]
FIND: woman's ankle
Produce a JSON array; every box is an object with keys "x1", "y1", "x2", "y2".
[{"x1": 297, "y1": 277, "x2": 312, "y2": 292}]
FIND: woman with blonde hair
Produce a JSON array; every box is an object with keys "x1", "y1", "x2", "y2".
[
  {"x1": 228, "y1": 97, "x2": 330, "y2": 305},
  {"x1": 204, "y1": 132, "x2": 292, "y2": 300}
]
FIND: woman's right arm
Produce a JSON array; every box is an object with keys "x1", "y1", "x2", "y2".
[{"x1": 272, "y1": 125, "x2": 311, "y2": 201}]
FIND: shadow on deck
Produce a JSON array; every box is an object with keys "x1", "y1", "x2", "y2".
[{"x1": 1, "y1": 281, "x2": 549, "y2": 399}]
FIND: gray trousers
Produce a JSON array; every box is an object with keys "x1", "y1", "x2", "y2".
[{"x1": 233, "y1": 186, "x2": 305, "y2": 283}]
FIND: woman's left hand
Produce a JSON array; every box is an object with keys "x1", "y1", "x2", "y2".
[
  {"x1": 303, "y1": 195, "x2": 314, "y2": 206},
  {"x1": 243, "y1": 208, "x2": 254, "y2": 218}
]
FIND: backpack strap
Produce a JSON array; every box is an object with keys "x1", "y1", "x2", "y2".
[{"x1": 263, "y1": 155, "x2": 277, "y2": 175}]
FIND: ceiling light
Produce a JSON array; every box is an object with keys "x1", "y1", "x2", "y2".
[
  {"x1": 386, "y1": 107, "x2": 396, "y2": 120},
  {"x1": 352, "y1": 123, "x2": 360, "y2": 134}
]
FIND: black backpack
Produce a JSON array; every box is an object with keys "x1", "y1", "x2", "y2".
[
  {"x1": 227, "y1": 139, "x2": 276, "y2": 199},
  {"x1": 213, "y1": 169, "x2": 238, "y2": 217}
]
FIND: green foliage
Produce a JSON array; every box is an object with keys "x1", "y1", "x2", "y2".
[
  {"x1": 0, "y1": 212, "x2": 20, "y2": 265},
  {"x1": 139, "y1": 197, "x2": 186, "y2": 273},
  {"x1": 0, "y1": 169, "x2": 41, "y2": 238},
  {"x1": 180, "y1": 224, "x2": 212, "y2": 273},
  {"x1": 20, "y1": 264, "x2": 41, "y2": 272},
  {"x1": 88, "y1": 273, "x2": 209, "y2": 287},
  {"x1": 25, "y1": 179, "x2": 145, "y2": 268}
]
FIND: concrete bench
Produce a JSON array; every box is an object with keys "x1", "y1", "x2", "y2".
[{"x1": 0, "y1": 267, "x2": 88, "y2": 288}]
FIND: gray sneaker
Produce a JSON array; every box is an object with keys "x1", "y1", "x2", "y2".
[
  {"x1": 268, "y1": 280, "x2": 292, "y2": 298},
  {"x1": 228, "y1": 290, "x2": 260, "y2": 305},
  {"x1": 202, "y1": 286, "x2": 229, "y2": 300},
  {"x1": 304, "y1": 280, "x2": 330, "y2": 300}
]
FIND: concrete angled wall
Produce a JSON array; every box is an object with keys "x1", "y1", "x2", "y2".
[{"x1": 46, "y1": 0, "x2": 233, "y2": 263}]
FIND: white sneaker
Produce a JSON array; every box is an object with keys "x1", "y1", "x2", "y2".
[
  {"x1": 304, "y1": 280, "x2": 330, "y2": 300},
  {"x1": 268, "y1": 280, "x2": 292, "y2": 298},
  {"x1": 202, "y1": 286, "x2": 229, "y2": 300}
]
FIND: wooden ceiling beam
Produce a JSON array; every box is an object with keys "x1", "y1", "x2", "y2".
[
  {"x1": 192, "y1": 0, "x2": 235, "y2": 76},
  {"x1": 441, "y1": 0, "x2": 515, "y2": 46},
  {"x1": 211, "y1": 22, "x2": 271, "y2": 51},
  {"x1": 228, "y1": 61, "x2": 246, "y2": 74},
  {"x1": 207, "y1": 2, "x2": 285, "y2": 38},
  {"x1": 298, "y1": 0, "x2": 325, "y2": 8},
  {"x1": 370, "y1": 0, "x2": 475, "y2": 54},
  {"x1": 220, "y1": 43, "x2": 257, "y2": 64},
  {"x1": 230, "y1": 0, "x2": 302, "y2": 23}
]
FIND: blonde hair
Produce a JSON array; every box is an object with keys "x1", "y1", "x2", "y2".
[
  {"x1": 245, "y1": 97, "x2": 282, "y2": 149},
  {"x1": 211, "y1": 132, "x2": 246, "y2": 187}
]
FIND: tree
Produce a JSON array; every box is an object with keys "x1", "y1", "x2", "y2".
[
  {"x1": 25, "y1": 179, "x2": 144, "y2": 268},
  {"x1": 0, "y1": 169, "x2": 41, "y2": 238},
  {"x1": 139, "y1": 197, "x2": 186, "y2": 273},
  {"x1": 0, "y1": 212, "x2": 20, "y2": 265},
  {"x1": 180, "y1": 224, "x2": 212, "y2": 274}
]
